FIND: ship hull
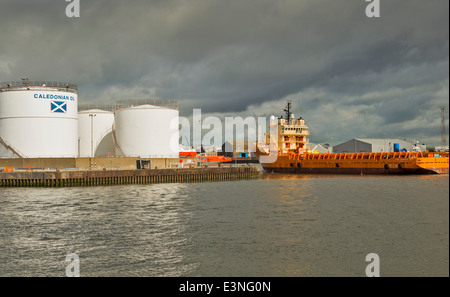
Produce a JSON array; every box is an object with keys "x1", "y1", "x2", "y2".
[
  {"x1": 258, "y1": 152, "x2": 449, "y2": 175},
  {"x1": 262, "y1": 166, "x2": 439, "y2": 175}
]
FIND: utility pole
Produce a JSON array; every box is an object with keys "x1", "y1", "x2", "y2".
[
  {"x1": 89, "y1": 114, "x2": 96, "y2": 158},
  {"x1": 441, "y1": 106, "x2": 447, "y2": 147}
]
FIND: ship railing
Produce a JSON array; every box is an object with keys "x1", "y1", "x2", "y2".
[{"x1": 288, "y1": 151, "x2": 449, "y2": 161}]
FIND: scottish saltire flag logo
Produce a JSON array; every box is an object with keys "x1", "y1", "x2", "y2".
[{"x1": 51, "y1": 101, "x2": 67, "y2": 113}]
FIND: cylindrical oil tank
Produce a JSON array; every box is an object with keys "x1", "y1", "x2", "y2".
[
  {"x1": 0, "y1": 81, "x2": 78, "y2": 158},
  {"x1": 114, "y1": 104, "x2": 179, "y2": 158},
  {"x1": 78, "y1": 109, "x2": 115, "y2": 157}
]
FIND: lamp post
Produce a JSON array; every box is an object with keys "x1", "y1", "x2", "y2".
[{"x1": 89, "y1": 114, "x2": 96, "y2": 158}]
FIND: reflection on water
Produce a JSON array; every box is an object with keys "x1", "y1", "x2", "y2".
[
  {"x1": 0, "y1": 174, "x2": 448, "y2": 276},
  {"x1": 0, "y1": 184, "x2": 196, "y2": 276}
]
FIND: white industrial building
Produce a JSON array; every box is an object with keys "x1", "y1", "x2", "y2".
[
  {"x1": 332, "y1": 138, "x2": 422, "y2": 153},
  {"x1": 0, "y1": 80, "x2": 78, "y2": 158},
  {"x1": 307, "y1": 142, "x2": 332, "y2": 153}
]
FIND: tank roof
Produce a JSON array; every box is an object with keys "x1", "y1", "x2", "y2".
[
  {"x1": 115, "y1": 99, "x2": 178, "y2": 111},
  {"x1": 0, "y1": 80, "x2": 77, "y2": 93},
  {"x1": 78, "y1": 109, "x2": 113, "y2": 114}
]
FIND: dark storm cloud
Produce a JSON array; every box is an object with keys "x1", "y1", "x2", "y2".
[{"x1": 0, "y1": 0, "x2": 448, "y2": 144}]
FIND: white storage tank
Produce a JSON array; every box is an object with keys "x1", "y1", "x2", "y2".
[
  {"x1": 114, "y1": 104, "x2": 179, "y2": 158},
  {"x1": 78, "y1": 109, "x2": 115, "y2": 157},
  {"x1": 0, "y1": 80, "x2": 78, "y2": 158}
]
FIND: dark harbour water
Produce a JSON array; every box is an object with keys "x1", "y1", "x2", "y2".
[{"x1": 0, "y1": 173, "x2": 448, "y2": 277}]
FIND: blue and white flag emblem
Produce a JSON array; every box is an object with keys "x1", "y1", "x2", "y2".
[{"x1": 51, "y1": 101, "x2": 67, "y2": 113}]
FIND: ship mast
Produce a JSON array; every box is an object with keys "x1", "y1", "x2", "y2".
[{"x1": 284, "y1": 100, "x2": 292, "y2": 123}]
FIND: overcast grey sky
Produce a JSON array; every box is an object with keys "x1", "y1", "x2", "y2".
[{"x1": 0, "y1": 0, "x2": 448, "y2": 145}]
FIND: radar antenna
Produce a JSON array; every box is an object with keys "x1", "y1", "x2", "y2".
[{"x1": 284, "y1": 100, "x2": 292, "y2": 123}]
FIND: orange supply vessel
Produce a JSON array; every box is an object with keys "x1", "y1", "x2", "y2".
[{"x1": 255, "y1": 103, "x2": 449, "y2": 175}]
